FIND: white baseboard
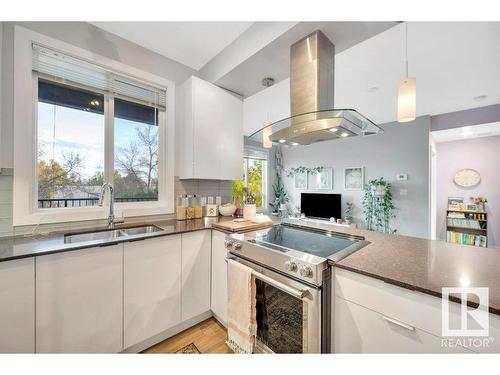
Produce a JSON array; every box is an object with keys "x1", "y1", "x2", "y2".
[{"x1": 121, "y1": 310, "x2": 213, "y2": 353}]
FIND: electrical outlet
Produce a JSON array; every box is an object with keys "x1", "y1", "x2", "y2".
[{"x1": 399, "y1": 188, "x2": 408, "y2": 196}]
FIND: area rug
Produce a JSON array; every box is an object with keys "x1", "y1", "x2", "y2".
[{"x1": 173, "y1": 342, "x2": 201, "y2": 354}]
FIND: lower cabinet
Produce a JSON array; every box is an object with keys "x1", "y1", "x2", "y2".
[
  {"x1": 123, "y1": 235, "x2": 182, "y2": 349},
  {"x1": 36, "y1": 244, "x2": 123, "y2": 353},
  {"x1": 335, "y1": 297, "x2": 470, "y2": 353},
  {"x1": 0, "y1": 258, "x2": 35, "y2": 353},
  {"x1": 210, "y1": 230, "x2": 228, "y2": 326},
  {"x1": 181, "y1": 231, "x2": 211, "y2": 321}
]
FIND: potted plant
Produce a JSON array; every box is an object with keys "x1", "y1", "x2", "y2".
[
  {"x1": 344, "y1": 202, "x2": 354, "y2": 225},
  {"x1": 269, "y1": 173, "x2": 289, "y2": 216},
  {"x1": 362, "y1": 178, "x2": 396, "y2": 234}
]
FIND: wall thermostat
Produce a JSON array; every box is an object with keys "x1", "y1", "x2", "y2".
[{"x1": 396, "y1": 173, "x2": 408, "y2": 181}]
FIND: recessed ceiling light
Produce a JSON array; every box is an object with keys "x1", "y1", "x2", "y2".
[
  {"x1": 291, "y1": 142, "x2": 299, "y2": 146},
  {"x1": 368, "y1": 86, "x2": 380, "y2": 93},
  {"x1": 473, "y1": 95, "x2": 487, "y2": 102},
  {"x1": 329, "y1": 128, "x2": 339, "y2": 132},
  {"x1": 278, "y1": 139, "x2": 286, "y2": 143},
  {"x1": 341, "y1": 132, "x2": 349, "y2": 137}
]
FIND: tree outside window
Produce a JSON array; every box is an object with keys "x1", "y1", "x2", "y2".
[{"x1": 232, "y1": 158, "x2": 266, "y2": 208}]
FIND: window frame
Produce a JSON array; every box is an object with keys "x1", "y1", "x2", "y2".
[
  {"x1": 243, "y1": 156, "x2": 268, "y2": 209},
  {"x1": 13, "y1": 26, "x2": 175, "y2": 226}
]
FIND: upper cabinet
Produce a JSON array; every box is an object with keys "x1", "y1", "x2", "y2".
[
  {"x1": 242, "y1": 78, "x2": 290, "y2": 137},
  {"x1": 177, "y1": 76, "x2": 243, "y2": 180}
]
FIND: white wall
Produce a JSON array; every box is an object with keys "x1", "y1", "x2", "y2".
[{"x1": 281, "y1": 117, "x2": 431, "y2": 239}]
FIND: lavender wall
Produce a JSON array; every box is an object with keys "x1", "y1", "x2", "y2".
[{"x1": 436, "y1": 135, "x2": 500, "y2": 247}]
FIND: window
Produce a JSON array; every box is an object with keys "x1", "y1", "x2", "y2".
[
  {"x1": 37, "y1": 80, "x2": 105, "y2": 208},
  {"x1": 232, "y1": 157, "x2": 267, "y2": 208},
  {"x1": 114, "y1": 98, "x2": 159, "y2": 203},
  {"x1": 31, "y1": 42, "x2": 169, "y2": 212}
]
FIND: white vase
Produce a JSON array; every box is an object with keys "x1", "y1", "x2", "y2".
[{"x1": 243, "y1": 204, "x2": 257, "y2": 220}]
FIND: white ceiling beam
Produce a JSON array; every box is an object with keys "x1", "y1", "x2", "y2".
[{"x1": 198, "y1": 21, "x2": 298, "y2": 85}]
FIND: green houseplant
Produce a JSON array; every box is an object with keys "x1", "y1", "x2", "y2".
[
  {"x1": 269, "y1": 173, "x2": 288, "y2": 214},
  {"x1": 362, "y1": 178, "x2": 396, "y2": 233},
  {"x1": 344, "y1": 202, "x2": 354, "y2": 225}
]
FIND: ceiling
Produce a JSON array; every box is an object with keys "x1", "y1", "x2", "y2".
[
  {"x1": 334, "y1": 22, "x2": 500, "y2": 124},
  {"x1": 431, "y1": 122, "x2": 500, "y2": 143},
  {"x1": 90, "y1": 21, "x2": 253, "y2": 70},
  {"x1": 90, "y1": 21, "x2": 500, "y2": 125},
  {"x1": 214, "y1": 21, "x2": 398, "y2": 97}
]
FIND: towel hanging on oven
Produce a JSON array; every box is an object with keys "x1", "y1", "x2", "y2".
[{"x1": 226, "y1": 259, "x2": 257, "y2": 354}]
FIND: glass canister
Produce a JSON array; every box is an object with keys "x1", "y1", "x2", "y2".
[
  {"x1": 175, "y1": 195, "x2": 186, "y2": 220},
  {"x1": 192, "y1": 194, "x2": 203, "y2": 219},
  {"x1": 185, "y1": 195, "x2": 195, "y2": 220}
]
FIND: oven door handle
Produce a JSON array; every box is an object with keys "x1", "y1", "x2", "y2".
[{"x1": 226, "y1": 257, "x2": 310, "y2": 300}]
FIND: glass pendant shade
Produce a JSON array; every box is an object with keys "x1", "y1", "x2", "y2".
[
  {"x1": 397, "y1": 77, "x2": 416, "y2": 122},
  {"x1": 262, "y1": 125, "x2": 273, "y2": 148}
]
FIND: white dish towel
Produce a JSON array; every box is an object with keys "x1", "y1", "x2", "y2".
[{"x1": 226, "y1": 259, "x2": 257, "y2": 354}]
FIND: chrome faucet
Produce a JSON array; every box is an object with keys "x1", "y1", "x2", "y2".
[{"x1": 98, "y1": 183, "x2": 124, "y2": 228}]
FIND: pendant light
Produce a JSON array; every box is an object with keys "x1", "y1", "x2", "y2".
[
  {"x1": 398, "y1": 22, "x2": 416, "y2": 122},
  {"x1": 263, "y1": 125, "x2": 273, "y2": 148}
]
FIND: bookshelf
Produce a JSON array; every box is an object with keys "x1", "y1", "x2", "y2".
[{"x1": 446, "y1": 209, "x2": 488, "y2": 247}]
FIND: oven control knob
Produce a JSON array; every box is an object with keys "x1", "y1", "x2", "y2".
[
  {"x1": 284, "y1": 261, "x2": 298, "y2": 272},
  {"x1": 299, "y1": 266, "x2": 313, "y2": 278},
  {"x1": 224, "y1": 240, "x2": 233, "y2": 249},
  {"x1": 233, "y1": 242, "x2": 242, "y2": 251}
]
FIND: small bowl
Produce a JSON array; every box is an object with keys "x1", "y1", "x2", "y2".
[{"x1": 219, "y1": 204, "x2": 236, "y2": 216}]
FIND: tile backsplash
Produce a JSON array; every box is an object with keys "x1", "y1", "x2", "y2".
[
  {"x1": 0, "y1": 171, "x2": 234, "y2": 238},
  {"x1": 174, "y1": 176, "x2": 233, "y2": 204},
  {"x1": 0, "y1": 169, "x2": 14, "y2": 237}
]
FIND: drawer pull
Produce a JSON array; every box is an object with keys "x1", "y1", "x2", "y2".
[{"x1": 382, "y1": 315, "x2": 415, "y2": 331}]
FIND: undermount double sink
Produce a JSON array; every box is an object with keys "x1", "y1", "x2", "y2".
[{"x1": 64, "y1": 225, "x2": 164, "y2": 244}]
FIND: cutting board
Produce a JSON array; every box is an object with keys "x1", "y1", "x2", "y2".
[{"x1": 212, "y1": 219, "x2": 273, "y2": 233}]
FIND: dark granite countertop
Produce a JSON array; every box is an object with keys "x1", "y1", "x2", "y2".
[
  {"x1": 288, "y1": 219, "x2": 500, "y2": 315},
  {"x1": 0, "y1": 217, "x2": 233, "y2": 262},
  {"x1": 2, "y1": 215, "x2": 499, "y2": 315}
]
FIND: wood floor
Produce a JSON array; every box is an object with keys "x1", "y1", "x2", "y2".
[{"x1": 143, "y1": 318, "x2": 232, "y2": 354}]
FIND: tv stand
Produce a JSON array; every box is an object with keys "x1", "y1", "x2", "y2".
[{"x1": 287, "y1": 216, "x2": 357, "y2": 229}]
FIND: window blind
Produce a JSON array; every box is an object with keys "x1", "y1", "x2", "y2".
[{"x1": 32, "y1": 43, "x2": 166, "y2": 110}]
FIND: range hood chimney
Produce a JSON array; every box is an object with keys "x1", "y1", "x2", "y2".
[
  {"x1": 250, "y1": 30, "x2": 383, "y2": 147},
  {"x1": 290, "y1": 30, "x2": 335, "y2": 117}
]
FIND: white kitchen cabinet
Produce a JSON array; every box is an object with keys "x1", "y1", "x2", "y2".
[
  {"x1": 181, "y1": 231, "x2": 211, "y2": 321},
  {"x1": 177, "y1": 76, "x2": 243, "y2": 180},
  {"x1": 0, "y1": 258, "x2": 35, "y2": 353},
  {"x1": 333, "y1": 268, "x2": 500, "y2": 353},
  {"x1": 335, "y1": 297, "x2": 471, "y2": 353},
  {"x1": 123, "y1": 235, "x2": 182, "y2": 349},
  {"x1": 36, "y1": 244, "x2": 123, "y2": 353},
  {"x1": 210, "y1": 230, "x2": 228, "y2": 326}
]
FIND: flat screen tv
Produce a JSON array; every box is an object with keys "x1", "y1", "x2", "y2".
[{"x1": 301, "y1": 193, "x2": 341, "y2": 220}]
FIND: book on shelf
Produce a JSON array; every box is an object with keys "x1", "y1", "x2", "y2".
[
  {"x1": 446, "y1": 230, "x2": 487, "y2": 247},
  {"x1": 446, "y1": 217, "x2": 486, "y2": 229}
]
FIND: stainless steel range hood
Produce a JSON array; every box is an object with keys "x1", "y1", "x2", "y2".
[{"x1": 250, "y1": 30, "x2": 382, "y2": 147}]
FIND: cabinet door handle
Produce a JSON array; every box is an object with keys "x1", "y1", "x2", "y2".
[{"x1": 382, "y1": 315, "x2": 415, "y2": 331}]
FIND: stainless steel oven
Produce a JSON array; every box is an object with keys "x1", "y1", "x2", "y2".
[
  {"x1": 228, "y1": 255, "x2": 329, "y2": 354},
  {"x1": 225, "y1": 221, "x2": 367, "y2": 354}
]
